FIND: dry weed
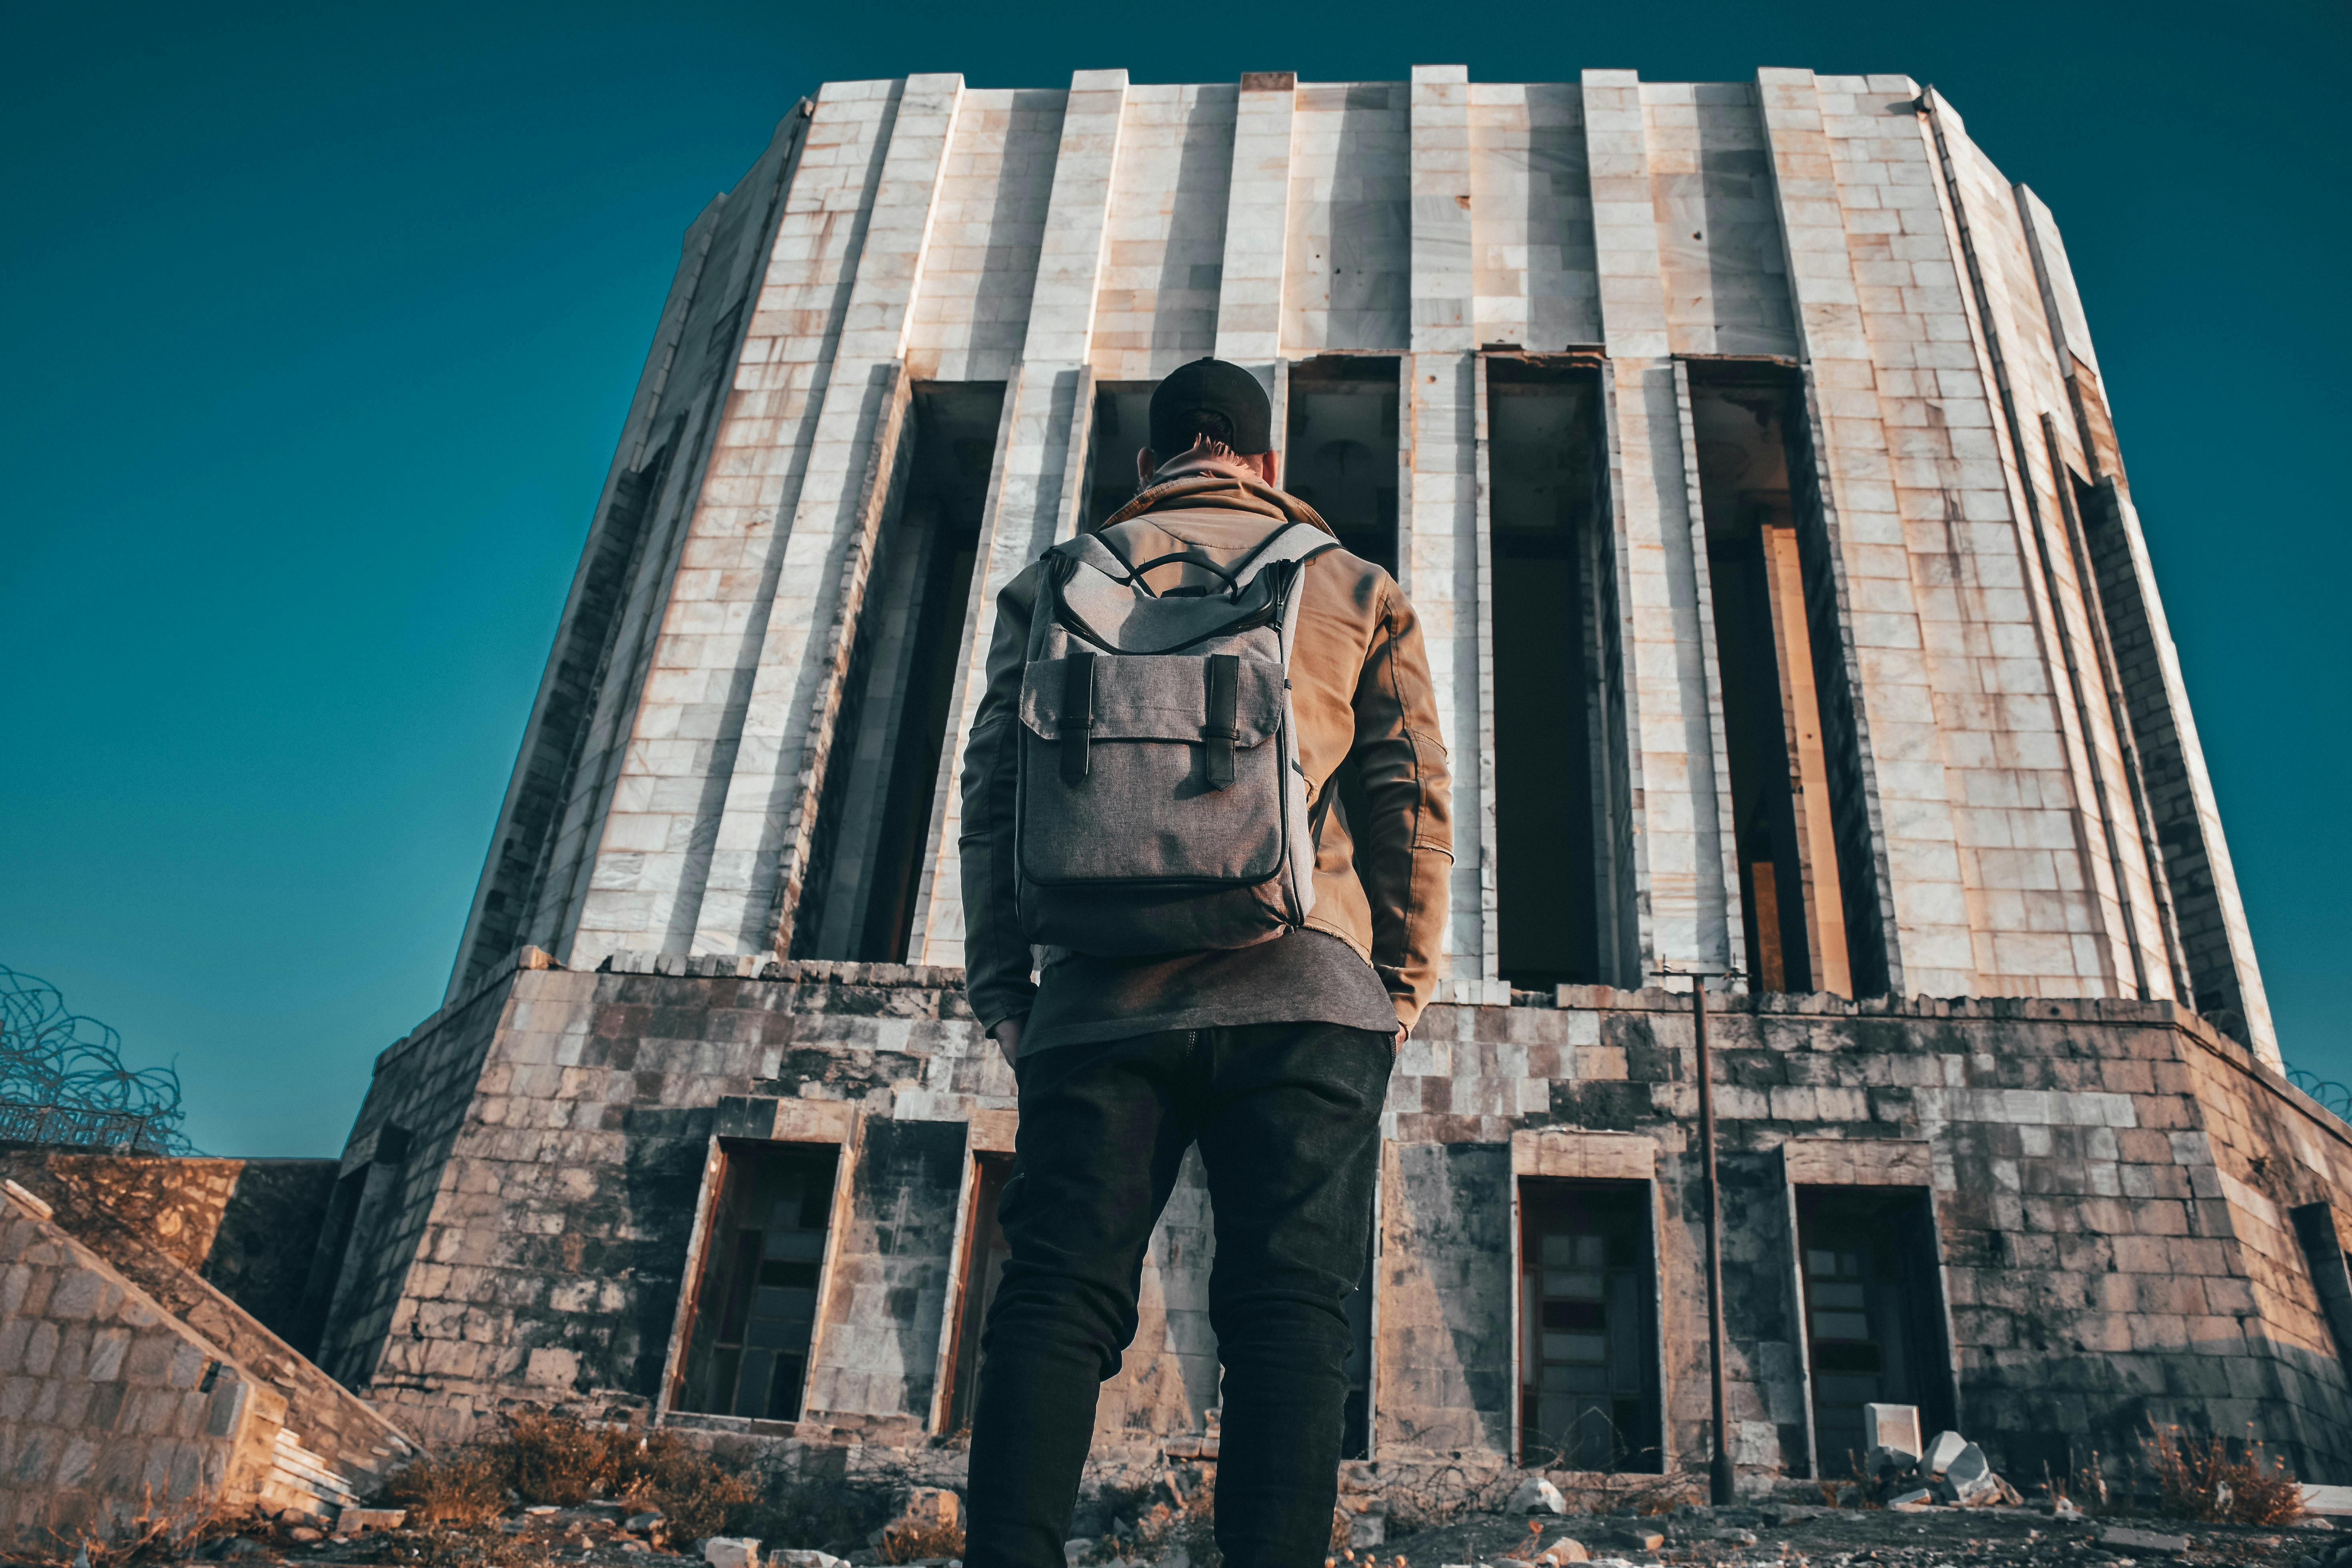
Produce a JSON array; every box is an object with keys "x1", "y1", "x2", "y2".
[
  {"x1": 385, "y1": 1445, "x2": 507, "y2": 1528},
  {"x1": 383, "y1": 1408, "x2": 761, "y2": 1540},
  {"x1": 875, "y1": 1517, "x2": 966, "y2": 1564},
  {"x1": 2142, "y1": 1421, "x2": 2304, "y2": 1526},
  {"x1": 17, "y1": 1487, "x2": 245, "y2": 1567}
]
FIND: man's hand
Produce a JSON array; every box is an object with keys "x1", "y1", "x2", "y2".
[{"x1": 992, "y1": 1018, "x2": 1023, "y2": 1067}]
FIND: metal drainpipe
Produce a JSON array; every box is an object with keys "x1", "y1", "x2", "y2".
[
  {"x1": 1696, "y1": 976, "x2": 1735, "y2": 1504},
  {"x1": 1668, "y1": 963, "x2": 1740, "y2": 1504}
]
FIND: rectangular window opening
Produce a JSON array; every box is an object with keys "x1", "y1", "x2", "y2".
[
  {"x1": 1086, "y1": 383, "x2": 1155, "y2": 528},
  {"x1": 1795, "y1": 1185, "x2": 1954, "y2": 1472},
  {"x1": 1489, "y1": 357, "x2": 1610, "y2": 990},
  {"x1": 1687, "y1": 363, "x2": 1851, "y2": 995},
  {"x1": 676, "y1": 1141, "x2": 840, "y2": 1423},
  {"x1": 942, "y1": 1152, "x2": 1015, "y2": 1435},
  {"x1": 1518, "y1": 1177, "x2": 1660, "y2": 1472},
  {"x1": 1286, "y1": 356, "x2": 1399, "y2": 575},
  {"x1": 797, "y1": 381, "x2": 1003, "y2": 962}
]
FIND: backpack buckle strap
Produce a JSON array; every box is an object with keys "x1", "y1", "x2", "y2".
[
  {"x1": 1061, "y1": 652, "x2": 1095, "y2": 784},
  {"x1": 1203, "y1": 654, "x2": 1239, "y2": 790}
]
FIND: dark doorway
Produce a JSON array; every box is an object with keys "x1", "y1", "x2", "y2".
[
  {"x1": 675, "y1": 1142, "x2": 840, "y2": 1422},
  {"x1": 1488, "y1": 358, "x2": 1610, "y2": 990},
  {"x1": 1795, "y1": 1185, "x2": 1955, "y2": 1471},
  {"x1": 1518, "y1": 1177, "x2": 1660, "y2": 1471},
  {"x1": 942, "y1": 1153, "x2": 1014, "y2": 1434},
  {"x1": 797, "y1": 382, "x2": 1003, "y2": 961},
  {"x1": 1686, "y1": 363, "x2": 1850, "y2": 995},
  {"x1": 292, "y1": 1124, "x2": 410, "y2": 1364},
  {"x1": 1286, "y1": 356, "x2": 1399, "y2": 574},
  {"x1": 1086, "y1": 382, "x2": 1154, "y2": 527}
]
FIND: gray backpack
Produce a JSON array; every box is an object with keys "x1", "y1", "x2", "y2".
[{"x1": 1015, "y1": 519, "x2": 1340, "y2": 955}]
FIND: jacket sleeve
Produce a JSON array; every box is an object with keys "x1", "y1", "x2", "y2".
[
  {"x1": 1351, "y1": 576, "x2": 1454, "y2": 1031},
  {"x1": 957, "y1": 563, "x2": 1042, "y2": 1034}
]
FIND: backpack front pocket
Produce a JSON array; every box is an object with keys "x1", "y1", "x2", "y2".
[{"x1": 1017, "y1": 653, "x2": 1287, "y2": 886}]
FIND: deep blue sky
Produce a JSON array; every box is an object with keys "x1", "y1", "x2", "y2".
[{"x1": 5, "y1": 2, "x2": 2346, "y2": 1156}]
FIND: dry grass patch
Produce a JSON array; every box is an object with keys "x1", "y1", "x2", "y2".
[{"x1": 2143, "y1": 1422, "x2": 2305, "y2": 1526}]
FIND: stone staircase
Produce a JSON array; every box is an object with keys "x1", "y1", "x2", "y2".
[{"x1": 0, "y1": 1161, "x2": 421, "y2": 1518}]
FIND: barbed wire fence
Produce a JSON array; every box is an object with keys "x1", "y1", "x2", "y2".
[
  {"x1": 2289, "y1": 1066, "x2": 2352, "y2": 1126},
  {"x1": 0, "y1": 964, "x2": 193, "y2": 1154}
]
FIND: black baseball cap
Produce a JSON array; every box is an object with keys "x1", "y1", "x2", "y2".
[{"x1": 1149, "y1": 357, "x2": 1273, "y2": 455}]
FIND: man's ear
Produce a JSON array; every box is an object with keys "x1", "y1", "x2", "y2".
[
  {"x1": 1249, "y1": 449, "x2": 1279, "y2": 486},
  {"x1": 1135, "y1": 447, "x2": 1157, "y2": 485}
]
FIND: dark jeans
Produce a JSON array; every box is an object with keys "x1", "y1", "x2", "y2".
[{"x1": 964, "y1": 1021, "x2": 1394, "y2": 1568}]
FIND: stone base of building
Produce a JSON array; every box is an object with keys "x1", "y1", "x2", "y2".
[
  {"x1": 287, "y1": 951, "x2": 2352, "y2": 1488},
  {"x1": 0, "y1": 1162, "x2": 417, "y2": 1554}
]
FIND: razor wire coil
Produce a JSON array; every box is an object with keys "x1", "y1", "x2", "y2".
[{"x1": 0, "y1": 964, "x2": 191, "y2": 1154}]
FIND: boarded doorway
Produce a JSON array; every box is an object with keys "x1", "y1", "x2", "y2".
[
  {"x1": 674, "y1": 1142, "x2": 840, "y2": 1421},
  {"x1": 1795, "y1": 1185, "x2": 1955, "y2": 1470},
  {"x1": 1518, "y1": 1177, "x2": 1661, "y2": 1471}
]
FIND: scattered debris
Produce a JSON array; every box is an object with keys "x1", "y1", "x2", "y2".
[
  {"x1": 335, "y1": 1507, "x2": 408, "y2": 1535},
  {"x1": 701, "y1": 1537, "x2": 761, "y2": 1568},
  {"x1": 2102, "y1": 1523, "x2": 2192, "y2": 1554},
  {"x1": 1862, "y1": 1427, "x2": 2025, "y2": 1510},
  {"x1": 1504, "y1": 1478, "x2": 1566, "y2": 1515}
]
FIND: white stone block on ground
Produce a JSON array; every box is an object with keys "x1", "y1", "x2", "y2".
[
  {"x1": 1863, "y1": 1401, "x2": 1921, "y2": 1458},
  {"x1": 703, "y1": 1539, "x2": 761, "y2": 1568}
]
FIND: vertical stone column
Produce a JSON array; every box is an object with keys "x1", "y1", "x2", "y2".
[
  {"x1": 2014, "y1": 186, "x2": 2274, "y2": 1058},
  {"x1": 1406, "y1": 65, "x2": 1495, "y2": 998},
  {"x1": 1583, "y1": 68, "x2": 1734, "y2": 983},
  {"x1": 1670, "y1": 360, "x2": 1749, "y2": 977},
  {"x1": 687, "y1": 74, "x2": 966, "y2": 957},
  {"x1": 1751, "y1": 66, "x2": 1923, "y2": 995},
  {"x1": 913, "y1": 70, "x2": 1129, "y2": 967},
  {"x1": 570, "y1": 80, "x2": 906, "y2": 968},
  {"x1": 1214, "y1": 71, "x2": 1297, "y2": 390}
]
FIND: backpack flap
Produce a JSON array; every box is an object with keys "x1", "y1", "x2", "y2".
[{"x1": 1017, "y1": 652, "x2": 1286, "y2": 886}]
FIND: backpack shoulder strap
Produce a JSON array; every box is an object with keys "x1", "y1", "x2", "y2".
[
  {"x1": 1227, "y1": 520, "x2": 1341, "y2": 589},
  {"x1": 1048, "y1": 531, "x2": 1140, "y2": 585}
]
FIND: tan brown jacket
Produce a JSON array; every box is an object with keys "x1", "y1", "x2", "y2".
[{"x1": 957, "y1": 461, "x2": 1454, "y2": 1034}]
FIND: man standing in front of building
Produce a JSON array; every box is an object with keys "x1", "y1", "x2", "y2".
[{"x1": 956, "y1": 359, "x2": 1452, "y2": 1565}]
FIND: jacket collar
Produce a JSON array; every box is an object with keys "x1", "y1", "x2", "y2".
[{"x1": 1098, "y1": 466, "x2": 1336, "y2": 537}]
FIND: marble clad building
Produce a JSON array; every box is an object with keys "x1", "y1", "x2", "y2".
[{"x1": 292, "y1": 66, "x2": 2352, "y2": 1492}]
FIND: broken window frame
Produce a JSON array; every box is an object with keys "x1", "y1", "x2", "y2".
[
  {"x1": 932, "y1": 1114, "x2": 1018, "y2": 1437},
  {"x1": 1783, "y1": 1177, "x2": 1961, "y2": 1478},
  {"x1": 659, "y1": 1109, "x2": 857, "y2": 1428},
  {"x1": 1507, "y1": 1162, "x2": 1667, "y2": 1474}
]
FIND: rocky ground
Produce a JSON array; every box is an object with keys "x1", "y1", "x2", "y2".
[
  {"x1": 1378, "y1": 1500, "x2": 2340, "y2": 1566},
  {"x1": 36, "y1": 1498, "x2": 2338, "y2": 1568}
]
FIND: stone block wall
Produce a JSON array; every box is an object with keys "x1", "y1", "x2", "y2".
[
  {"x1": 0, "y1": 1184, "x2": 276, "y2": 1552},
  {"x1": 315, "y1": 952, "x2": 2352, "y2": 1485},
  {"x1": 435, "y1": 69, "x2": 2274, "y2": 1067},
  {"x1": 0, "y1": 1151, "x2": 335, "y2": 1347}
]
